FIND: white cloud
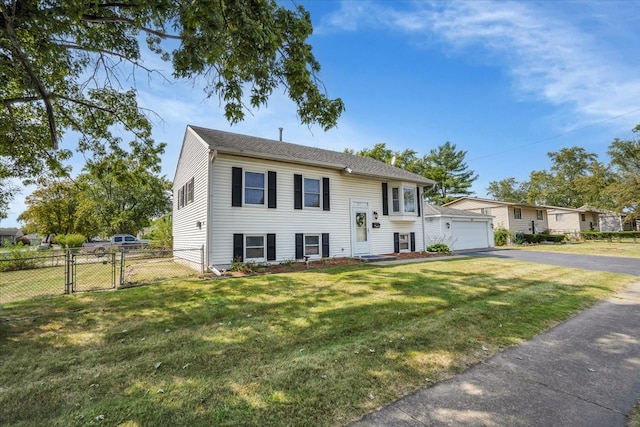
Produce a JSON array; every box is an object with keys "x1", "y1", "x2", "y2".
[{"x1": 321, "y1": 0, "x2": 640, "y2": 129}]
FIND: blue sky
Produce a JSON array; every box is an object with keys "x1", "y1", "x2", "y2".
[{"x1": 5, "y1": 0, "x2": 640, "y2": 227}]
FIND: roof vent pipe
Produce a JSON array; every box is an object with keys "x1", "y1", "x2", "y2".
[{"x1": 279, "y1": 127, "x2": 283, "y2": 141}]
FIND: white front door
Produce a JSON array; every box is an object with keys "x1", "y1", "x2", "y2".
[{"x1": 351, "y1": 206, "x2": 371, "y2": 256}]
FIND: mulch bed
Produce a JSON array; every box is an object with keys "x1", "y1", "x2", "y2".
[{"x1": 219, "y1": 251, "x2": 448, "y2": 277}]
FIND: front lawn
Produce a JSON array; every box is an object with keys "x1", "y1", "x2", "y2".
[
  {"x1": 511, "y1": 240, "x2": 640, "y2": 258},
  {"x1": 0, "y1": 257, "x2": 636, "y2": 426}
]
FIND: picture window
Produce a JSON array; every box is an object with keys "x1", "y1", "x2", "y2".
[{"x1": 403, "y1": 187, "x2": 416, "y2": 213}]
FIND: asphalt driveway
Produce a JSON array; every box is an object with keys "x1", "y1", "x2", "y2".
[{"x1": 465, "y1": 249, "x2": 640, "y2": 276}]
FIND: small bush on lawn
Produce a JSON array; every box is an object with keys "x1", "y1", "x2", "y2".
[
  {"x1": 0, "y1": 243, "x2": 39, "y2": 271},
  {"x1": 523, "y1": 234, "x2": 565, "y2": 244},
  {"x1": 53, "y1": 233, "x2": 86, "y2": 249},
  {"x1": 427, "y1": 243, "x2": 451, "y2": 253},
  {"x1": 494, "y1": 227, "x2": 511, "y2": 246}
]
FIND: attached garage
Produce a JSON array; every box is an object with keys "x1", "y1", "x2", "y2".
[{"x1": 424, "y1": 204, "x2": 494, "y2": 251}]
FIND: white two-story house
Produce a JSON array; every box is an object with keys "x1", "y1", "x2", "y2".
[{"x1": 173, "y1": 126, "x2": 436, "y2": 270}]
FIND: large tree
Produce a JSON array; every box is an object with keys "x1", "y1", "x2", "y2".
[
  {"x1": 526, "y1": 147, "x2": 607, "y2": 207},
  {"x1": 75, "y1": 150, "x2": 171, "y2": 237},
  {"x1": 605, "y1": 125, "x2": 640, "y2": 221},
  {"x1": 1, "y1": 1, "x2": 344, "y2": 181},
  {"x1": 486, "y1": 177, "x2": 528, "y2": 203},
  {"x1": 18, "y1": 178, "x2": 79, "y2": 237},
  {"x1": 422, "y1": 141, "x2": 478, "y2": 205}
]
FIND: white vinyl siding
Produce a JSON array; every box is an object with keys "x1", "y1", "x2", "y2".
[
  {"x1": 172, "y1": 129, "x2": 210, "y2": 268},
  {"x1": 206, "y1": 154, "x2": 426, "y2": 269}
]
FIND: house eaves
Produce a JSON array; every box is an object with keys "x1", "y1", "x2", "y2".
[
  {"x1": 423, "y1": 204, "x2": 494, "y2": 219},
  {"x1": 188, "y1": 126, "x2": 435, "y2": 186},
  {"x1": 444, "y1": 197, "x2": 541, "y2": 210}
]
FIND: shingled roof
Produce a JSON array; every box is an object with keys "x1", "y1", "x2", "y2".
[
  {"x1": 189, "y1": 126, "x2": 435, "y2": 185},
  {"x1": 423, "y1": 204, "x2": 493, "y2": 218}
]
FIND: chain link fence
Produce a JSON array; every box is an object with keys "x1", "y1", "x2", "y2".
[{"x1": 0, "y1": 247, "x2": 204, "y2": 304}]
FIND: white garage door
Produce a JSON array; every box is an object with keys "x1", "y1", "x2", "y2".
[{"x1": 451, "y1": 220, "x2": 489, "y2": 250}]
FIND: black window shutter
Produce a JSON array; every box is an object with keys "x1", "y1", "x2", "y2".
[
  {"x1": 232, "y1": 167, "x2": 242, "y2": 207},
  {"x1": 382, "y1": 183, "x2": 389, "y2": 215},
  {"x1": 268, "y1": 171, "x2": 277, "y2": 209},
  {"x1": 267, "y1": 234, "x2": 276, "y2": 261},
  {"x1": 322, "y1": 233, "x2": 329, "y2": 258},
  {"x1": 295, "y1": 233, "x2": 304, "y2": 259},
  {"x1": 233, "y1": 233, "x2": 244, "y2": 261},
  {"x1": 322, "y1": 177, "x2": 330, "y2": 211},
  {"x1": 294, "y1": 174, "x2": 302, "y2": 209},
  {"x1": 393, "y1": 232, "x2": 400, "y2": 253},
  {"x1": 416, "y1": 186, "x2": 421, "y2": 217},
  {"x1": 410, "y1": 232, "x2": 416, "y2": 252}
]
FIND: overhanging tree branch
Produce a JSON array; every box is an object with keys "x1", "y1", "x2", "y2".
[
  {"x1": 1, "y1": 6, "x2": 59, "y2": 149},
  {"x1": 79, "y1": 14, "x2": 182, "y2": 40}
]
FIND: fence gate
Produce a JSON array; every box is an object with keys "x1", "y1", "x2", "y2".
[{"x1": 70, "y1": 252, "x2": 117, "y2": 293}]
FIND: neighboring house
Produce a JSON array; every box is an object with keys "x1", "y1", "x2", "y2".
[
  {"x1": 546, "y1": 206, "x2": 600, "y2": 235},
  {"x1": 423, "y1": 204, "x2": 494, "y2": 251},
  {"x1": 443, "y1": 197, "x2": 548, "y2": 234},
  {"x1": 0, "y1": 228, "x2": 23, "y2": 246},
  {"x1": 596, "y1": 210, "x2": 639, "y2": 232},
  {"x1": 173, "y1": 126, "x2": 436, "y2": 270}
]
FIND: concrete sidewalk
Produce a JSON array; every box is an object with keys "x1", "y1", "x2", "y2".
[{"x1": 349, "y1": 281, "x2": 640, "y2": 426}]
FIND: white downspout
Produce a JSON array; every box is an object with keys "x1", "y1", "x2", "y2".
[{"x1": 206, "y1": 148, "x2": 217, "y2": 270}]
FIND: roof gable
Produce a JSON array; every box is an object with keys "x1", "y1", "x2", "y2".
[{"x1": 187, "y1": 126, "x2": 435, "y2": 185}]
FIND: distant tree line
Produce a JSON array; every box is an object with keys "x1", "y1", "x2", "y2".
[
  {"x1": 350, "y1": 123, "x2": 640, "y2": 223},
  {"x1": 486, "y1": 123, "x2": 640, "y2": 221},
  {"x1": 19, "y1": 147, "x2": 171, "y2": 240}
]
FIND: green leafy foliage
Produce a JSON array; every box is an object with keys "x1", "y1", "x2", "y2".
[
  {"x1": 426, "y1": 243, "x2": 451, "y2": 253},
  {"x1": 494, "y1": 226, "x2": 512, "y2": 246},
  {"x1": 581, "y1": 231, "x2": 640, "y2": 242},
  {"x1": 0, "y1": 243, "x2": 38, "y2": 271},
  {"x1": 145, "y1": 215, "x2": 173, "y2": 248},
  {"x1": 422, "y1": 141, "x2": 478, "y2": 205},
  {"x1": 522, "y1": 234, "x2": 565, "y2": 244},
  {"x1": 53, "y1": 233, "x2": 86, "y2": 248},
  {"x1": 347, "y1": 141, "x2": 478, "y2": 205},
  {"x1": 486, "y1": 177, "x2": 528, "y2": 203},
  {"x1": 1, "y1": 0, "x2": 344, "y2": 184}
]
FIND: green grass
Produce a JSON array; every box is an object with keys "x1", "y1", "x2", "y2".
[
  {"x1": 630, "y1": 399, "x2": 640, "y2": 427},
  {"x1": 0, "y1": 258, "x2": 636, "y2": 426},
  {"x1": 511, "y1": 240, "x2": 640, "y2": 258}
]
